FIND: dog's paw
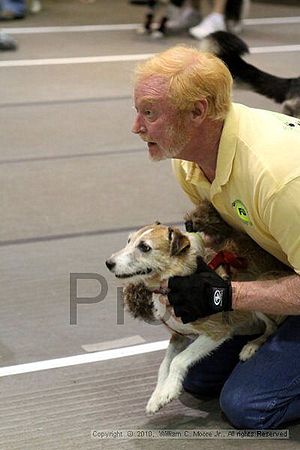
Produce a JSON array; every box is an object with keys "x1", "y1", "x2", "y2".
[
  {"x1": 239, "y1": 342, "x2": 260, "y2": 361},
  {"x1": 146, "y1": 380, "x2": 182, "y2": 414},
  {"x1": 146, "y1": 390, "x2": 163, "y2": 415},
  {"x1": 156, "y1": 380, "x2": 182, "y2": 408}
]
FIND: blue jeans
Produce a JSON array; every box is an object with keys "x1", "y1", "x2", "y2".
[
  {"x1": 0, "y1": 0, "x2": 26, "y2": 15},
  {"x1": 183, "y1": 316, "x2": 300, "y2": 429}
]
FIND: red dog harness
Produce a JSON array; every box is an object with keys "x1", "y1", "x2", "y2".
[{"x1": 208, "y1": 250, "x2": 248, "y2": 275}]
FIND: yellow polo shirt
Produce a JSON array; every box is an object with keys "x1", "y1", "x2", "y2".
[{"x1": 172, "y1": 103, "x2": 300, "y2": 274}]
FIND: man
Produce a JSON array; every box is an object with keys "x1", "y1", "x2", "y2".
[{"x1": 131, "y1": 45, "x2": 300, "y2": 429}]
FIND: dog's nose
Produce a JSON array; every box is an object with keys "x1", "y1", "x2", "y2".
[{"x1": 105, "y1": 259, "x2": 115, "y2": 271}]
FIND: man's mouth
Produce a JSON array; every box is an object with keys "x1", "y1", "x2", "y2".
[
  {"x1": 140, "y1": 136, "x2": 156, "y2": 148},
  {"x1": 116, "y1": 268, "x2": 152, "y2": 279}
]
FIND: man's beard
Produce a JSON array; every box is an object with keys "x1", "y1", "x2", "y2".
[{"x1": 149, "y1": 121, "x2": 190, "y2": 162}]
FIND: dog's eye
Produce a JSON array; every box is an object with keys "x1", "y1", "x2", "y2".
[{"x1": 138, "y1": 242, "x2": 151, "y2": 253}]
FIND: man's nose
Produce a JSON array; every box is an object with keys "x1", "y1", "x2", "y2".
[{"x1": 132, "y1": 115, "x2": 145, "y2": 135}]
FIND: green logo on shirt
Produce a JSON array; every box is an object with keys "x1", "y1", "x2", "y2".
[
  {"x1": 232, "y1": 200, "x2": 252, "y2": 225},
  {"x1": 277, "y1": 116, "x2": 300, "y2": 131}
]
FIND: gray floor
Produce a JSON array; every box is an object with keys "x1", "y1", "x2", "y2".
[{"x1": 0, "y1": 0, "x2": 300, "y2": 448}]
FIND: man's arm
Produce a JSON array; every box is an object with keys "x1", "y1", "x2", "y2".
[
  {"x1": 167, "y1": 260, "x2": 300, "y2": 323},
  {"x1": 232, "y1": 274, "x2": 300, "y2": 315}
]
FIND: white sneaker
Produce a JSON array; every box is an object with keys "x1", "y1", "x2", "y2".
[
  {"x1": 189, "y1": 12, "x2": 226, "y2": 40},
  {"x1": 167, "y1": 5, "x2": 201, "y2": 31}
]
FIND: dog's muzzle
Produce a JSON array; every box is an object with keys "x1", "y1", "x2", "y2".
[{"x1": 105, "y1": 259, "x2": 152, "y2": 278}]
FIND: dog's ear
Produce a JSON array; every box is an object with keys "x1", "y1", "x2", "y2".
[{"x1": 169, "y1": 227, "x2": 190, "y2": 256}]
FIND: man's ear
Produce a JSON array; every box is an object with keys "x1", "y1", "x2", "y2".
[
  {"x1": 169, "y1": 228, "x2": 190, "y2": 256},
  {"x1": 191, "y1": 99, "x2": 208, "y2": 124}
]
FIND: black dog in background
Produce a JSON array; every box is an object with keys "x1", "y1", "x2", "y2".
[{"x1": 201, "y1": 31, "x2": 300, "y2": 118}]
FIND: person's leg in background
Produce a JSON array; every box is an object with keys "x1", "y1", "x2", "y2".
[
  {"x1": 166, "y1": 0, "x2": 201, "y2": 33},
  {"x1": 225, "y1": 0, "x2": 250, "y2": 34},
  {"x1": 220, "y1": 316, "x2": 300, "y2": 429},
  {"x1": 130, "y1": 0, "x2": 250, "y2": 37},
  {"x1": 130, "y1": 0, "x2": 200, "y2": 36}
]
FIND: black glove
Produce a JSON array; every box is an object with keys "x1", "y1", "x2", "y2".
[{"x1": 167, "y1": 257, "x2": 232, "y2": 323}]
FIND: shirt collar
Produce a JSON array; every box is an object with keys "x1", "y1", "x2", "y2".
[{"x1": 180, "y1": 160, "x2": 202, "y2": 183}]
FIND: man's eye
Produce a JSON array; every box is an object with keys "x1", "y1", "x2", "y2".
[
  {"x1": 144, "y1": 110, "x2": 154, "y2": 118},
  {"x1": 138, "y1": 242, "x2": 151, "y2": 253}
]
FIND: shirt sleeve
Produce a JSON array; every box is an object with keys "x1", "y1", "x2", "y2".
[{"x1": 263, "y1": 178, "x2": 300, "y2": 274}]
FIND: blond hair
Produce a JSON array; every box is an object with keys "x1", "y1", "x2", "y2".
[{"x1": 134, "y1": 45, "x2": 233, "y2": 120}]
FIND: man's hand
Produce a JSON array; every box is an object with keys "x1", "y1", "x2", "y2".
[{"x1": 167, "y1": 258, "x2": 232, "y2": 323}]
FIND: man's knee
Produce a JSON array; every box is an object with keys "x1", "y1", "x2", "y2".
[
  {"x1": 220, "y1": 382, "x2": 262, "y2": 429},
  {"x1": 220, "y1": 381, "x2": 278, "y2": 429}
]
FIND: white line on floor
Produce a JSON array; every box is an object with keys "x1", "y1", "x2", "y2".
[
  {"x1": 3, "y1": 23, "x2": 140, "y2": 34},
  {"x1": 243, "y1": 16, "x2": 300, "y2": 25},
  {"x1": 0, "y1": 53, "x2": 154, "y2": 67},
  {"x1": 3, "y1": 16, "x2": 300, "y2": 34},
  {"x1": 251, "y1": 44, "x2": 300, "y2": 54},
  {"x1": 0, "y1": 44, "x2": 299, "y2": 68},
  {"x1": 0, "y1": 340, "x2": 169, "y2": 377}
]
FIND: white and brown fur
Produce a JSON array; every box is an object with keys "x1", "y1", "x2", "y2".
[
  {"x1": 201, "y1": 31, "x2": 300, "y2": 118},
  {"x1": 106, "y1": 200, "x2": 291, "y2": 414}
]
